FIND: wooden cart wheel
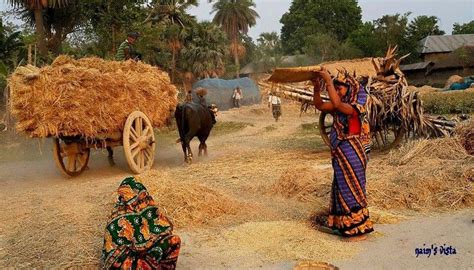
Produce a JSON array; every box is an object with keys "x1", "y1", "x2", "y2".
[
  {"x1": 123, "y1": 111, "x2": 156, "y2": 174},
  {"x1": 373, "y1": 126, "x2": 405, "y2": 151},
  {"x1": 318, "y1": 112, "x2": 405, "y2": 151},
  {"x1": 318, "y1": 111, "x2": 333, "y2": 147},
  {"x1": 53, "y1": 138, "x2": 90, "y2": 177}
]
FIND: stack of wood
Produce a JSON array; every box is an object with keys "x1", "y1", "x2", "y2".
[
  {"x1": 367, "y1": 46, "x2": 455, "y2": 137},
  {"x1": 261, "y1": 46, "x2": 455, "y2": 139}
]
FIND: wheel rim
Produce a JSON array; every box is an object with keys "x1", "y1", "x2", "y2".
[
  {"x1": 318, "y1": 112, "x2": 333, "y2": 147},
  {"x1": 372, "y1": 126, "x2": 405, "y2": 151},
  {"x1": 53, "y1": 138, "x2": 90, "y2": 177},
  {"x1": 123, "y1": 111, "x2": 155, "y2": 174}
]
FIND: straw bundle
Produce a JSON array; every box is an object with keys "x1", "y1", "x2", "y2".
[
  {"x1": 263, "y1": 46, "x2": 456, "y2": 140},
  {"x1": 366, "y1": 46, "x2": 454, "y2": 138},
  {"x1": 9, "y1": 55, "x2": 178, "y2": 138},
  {"x1": 267, "y1": 58, "x2": 377, "y2": 83}
]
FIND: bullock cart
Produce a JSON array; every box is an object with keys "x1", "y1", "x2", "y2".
[
  {"x1": 8, "y1": 56, "x2": 178, "y2": 177},
  {"x1": 53, "y1": 111, "x2": 156, "y2": 176}
]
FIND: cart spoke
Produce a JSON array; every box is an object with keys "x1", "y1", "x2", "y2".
[
  {"x1": 67, "y1": 155, "x2": 76, "y2": 172},
  {"x1": 131, "y1": 147, "x2": 140, "y2": 160},
  {"x1": 144, "y1": 148, "x2": 152, "y2": 163},
  {"x1": 139, "y1": 151, "x2": 145, "y2": 168},
  {"x1": 142, "y1": 126, "x2": 151, "y2": 138},
  {"x1": 130, "y1": 141, "x2": 140, "y2": 151},
  {"x1": 130, "y1": 128, "x2": 138, "y2": 141},
  {"x1": 135, "y1": 117, "x2": 143, "y2": 136}
]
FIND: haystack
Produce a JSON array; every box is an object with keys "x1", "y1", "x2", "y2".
[{"x1": 8, "y1": 55, "x2": 178, "y2": 138}]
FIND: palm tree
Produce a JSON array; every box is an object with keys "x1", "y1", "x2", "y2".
[
  {"x1": 146, "y1": 0, "x2": 198, "y2": 81},
  {"x1": 7, "y1": 0, "x2": 69, "y2": 56},
  {"x1": 211, "y1": 0, "x2": 259, "y2": 78},
  {"x1": 181, "y1": 21, "x2": 228, "y2": 79}
]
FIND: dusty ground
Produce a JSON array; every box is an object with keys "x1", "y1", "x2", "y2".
[{"x1": 0, "y1": 103, "x2": 472, "y2": 269}]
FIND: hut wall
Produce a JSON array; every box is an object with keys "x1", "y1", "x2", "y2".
[{"x1": 423, "y1": 53, "x2": 450, "y2": 62}]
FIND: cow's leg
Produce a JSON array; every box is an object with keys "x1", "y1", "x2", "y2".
[
  {"x1": 106, "y1": 146, "x2": 115, "y2": 166},
  {"x1": 198, "y1": 134, "x2": 209, "y2": 157},
  {"x1": 183, "y1": 133, "x2": 194, "y2": 164},
  {"x1": 198, "y1": 143, "x2": 203, "y2": 157},
  {"x1": 180, "y1": 141, "x2": 188, "y2": 162}
]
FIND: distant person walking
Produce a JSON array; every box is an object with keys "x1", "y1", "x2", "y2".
[
  {"x1": 268, "y1": 91, "x2": 282, "y2": 121},
  {"x1": 232, "y1": 87, "x2": 243, "y2": 107}
]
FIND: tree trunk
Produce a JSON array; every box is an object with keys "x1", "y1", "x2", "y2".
[
  {"x1": 27, "y1": 45, "x2": 32, "y2": 65},
  {"x1": 33, "y1": 8, "x2": 47, "y2": 57},
  {"x1": 234, "y1": 51, "x2": 240, "y2": 78},
  {"x1": 171, "y1": 49, "x2": 176, "y2": 83}
]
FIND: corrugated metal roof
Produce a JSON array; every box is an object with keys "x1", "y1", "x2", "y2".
[
  {"x1": 420, "y1": 34, "x2": 474, "y2": 54},
  {"x1": 400, "y1": 61, "x2": 433, "y2": 71}
]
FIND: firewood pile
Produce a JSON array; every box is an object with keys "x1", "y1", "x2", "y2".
[{"x1": 260, "y1": 46, "x2": 456, "y2": 141}]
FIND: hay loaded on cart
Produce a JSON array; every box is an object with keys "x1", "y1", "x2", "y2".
[
  {"x1": 9, "y1": 56, "x2": 178, "y2": 176},
  {"x1": 260, "y1": 47, "x2": 455, "y2": 150}
]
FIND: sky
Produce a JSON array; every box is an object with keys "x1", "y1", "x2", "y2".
[
  {"x1": 1, "y1": 0, "x2": 473, "y2": 40},
  {"x1": 188, "y1": 0, "x2": 473, "y2": 39}
]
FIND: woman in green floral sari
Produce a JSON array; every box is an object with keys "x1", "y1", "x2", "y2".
[{"x1": 102, "y1": 177, "x2": 181, "y2": 269}]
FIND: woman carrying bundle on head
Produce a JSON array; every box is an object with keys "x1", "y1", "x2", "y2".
[{"x1": 311, "y1": 68, "x2": 374, "y2": 241}]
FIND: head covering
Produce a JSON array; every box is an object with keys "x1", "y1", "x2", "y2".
[
  {"x1": 332, "y1": 69, "x2": 361, "y2": 105},
  {"x1": 331, "y1": 69, "x2": 371, "y2": 153},
  {"x1": 102, "y1": 177, "x2": 180, "y2": 269},
  {"x1": 128, "y1": 32, "x2": 140, "y2": 38},
  {"x1": 195, "y1": 87, "x2": 208, "y2": 97}
]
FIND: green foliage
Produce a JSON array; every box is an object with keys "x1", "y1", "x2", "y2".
[
  {"x1": 373, "y1": 13, "x2": 410, "y2": 51},
  {"x1": 254, "y1": 31, "x2": 284, "y2": 70},
  {"x1": 211, "y1": 0, "x2": 259, "y2": 77},
  {"x1": 303, "y1": 32, "x2": 339, "y2": 62},
  {"x1": 0, "y1": 17, "x2": 25, "y2": 71},
  {"x1": 211, "y1": 0, "x2": 259, "y2": 41},
  {"x1": 452, "y1": 21, "x2": 474, "y2": 34},
  {"x1": 404, "y1": 15, "x2": 444, "y2": 61},
  {"x1": 348, "y1": 22, "x2": 381, "y2": 57},
  {"x1": 240, "y1": 34, "x2": 257, "y2": 67},
  {"x1": 280, "y1": 0, "x2": 362, "y2": 54},
  {"x1": 180, "y1": 21, "x2": 229, "y2": 79},
  {"x1": 422, "y1": 91, "x2": 474, "y2": 114},
  {"x1": 407, "y1": 15, "x2": 444, "y2": 41}
]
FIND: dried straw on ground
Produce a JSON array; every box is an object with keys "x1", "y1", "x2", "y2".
[
  {"x1": 9, "y1": 55, "x2": 178, "y2": 138},
  {"x1": 369, "y1": 137, "x2": 473, "y2": 210},
  {"x1": 271, "y1": 136, "x2": 473, "y2": 212},
  {"x1": 138, "y1": 171, "x2": 254, "y2": 228}
]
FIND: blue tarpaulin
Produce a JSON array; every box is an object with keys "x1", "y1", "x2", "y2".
[
  {"x1": 192, "y1": 78, "x2": 261, "y2": 110},
  {"x1": 448, "y1": 77, "x2": 474, "y2": 91}
]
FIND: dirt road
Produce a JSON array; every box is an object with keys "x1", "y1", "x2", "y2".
[{"x1": 0, "y1": 103, "x2": 472, "y2": 269}]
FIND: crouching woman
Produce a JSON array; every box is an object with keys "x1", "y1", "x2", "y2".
[
  {"x1": 312, "y1": 69, "x2": 374, "y2": 240},
  {"x1": 102, "y1": 177, "x2": 181, "y2": 269}
]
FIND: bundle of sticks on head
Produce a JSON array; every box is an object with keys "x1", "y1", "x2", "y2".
[{"x1": 260, "y1": 46, "x2": 456, "y2": 138}]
